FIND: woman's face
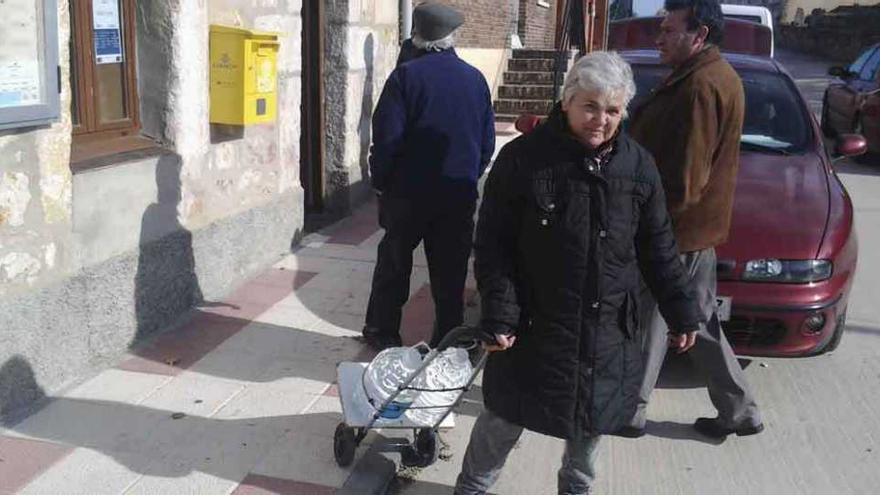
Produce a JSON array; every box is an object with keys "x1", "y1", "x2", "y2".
[{"x1": 562, "y1": 89, "x2": 625, "y2": 149}]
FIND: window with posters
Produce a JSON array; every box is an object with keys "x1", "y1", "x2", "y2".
[
  {"x1": 69, "y1": 0, "x2": 151, "y2": 165},
  {"x1": 0, "y1": 0, "x2": 60, "y2": 130}
]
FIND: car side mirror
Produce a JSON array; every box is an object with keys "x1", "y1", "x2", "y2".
[
  {"x1": 834, "y1": 134, "x2": 867, "y2": 159},
  {"x1": 828, "y1": 66, "x2": 851, "y2": 78},
  {"x1": 515, "y1": 114, "x2": 542, "y2": 134}
]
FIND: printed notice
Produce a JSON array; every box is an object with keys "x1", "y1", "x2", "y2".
[
  {"x1": 0, "y1": 0, "x2": 43, "y2": 107},
  {"x1": 93, "y1": 0, "x2": 124, "y2": 64}
]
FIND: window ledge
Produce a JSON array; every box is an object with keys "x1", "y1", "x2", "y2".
[
  {"x1": 71, "y1": 135, "x2": 171, "y2": 174},
  {"x1": 537, "y1": 0, "x2": 551, "y2": 8}
]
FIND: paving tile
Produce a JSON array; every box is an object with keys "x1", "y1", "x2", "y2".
[
  {"x1": 273, "y1": 254, "x2": 340, "y2": 273},
  {"x1": 63, "y1": 369, "x2": 172, "y2": 404},
  {"x1": 250, "y1": 428, "x2": 350, "y2": 490},
  {"x1": 232, "y1": 473, "x2": 336, "y2": 495},
  {"x1": 253, "y1": 300, "x2": 323, "y2": 330},
  {"x1": 122, "y1": 466, "x2": 239, "y2": 495},
  {"x1": 6, "y1": 397, "x2": 168, "y2": 456},
  {"x1": 308, "y1": 312, "x2": 363, "y2": 338},
  {"x1": 118, "y1": 312, "x2": 250, "y2": 376},
  {"x1": 137, "y1": 372, "x2": 246, "y2": 416},
  {"x1": 323, "y1": 200, "x2": 380, "y2": 246},
  {"x1": 400, "y1": 284, "x2": 435, "y2": 346},
  {"x1": 251, "y1": 269, "x2": 318, "y2": 291},
  {"x1": 18, "y1": 448, "x2": 146, "y2": 495},
  {"x1": 0, "y1": 436, "x2": 73, "y2": 495}
]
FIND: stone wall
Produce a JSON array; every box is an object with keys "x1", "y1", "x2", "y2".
[
  {"x1": 778, "y1": 24, "x2": 880, "y2": 63},
  {"x1": 0, "y1": 0, "x2": 74, "y2": 297},
  {"x1": 0, "y1": 0, "x2": 306, "y2": 419},
  {"x1": 322, "y1": 0, "x2": 399, "y2": 216}
]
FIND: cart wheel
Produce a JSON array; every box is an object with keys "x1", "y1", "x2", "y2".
[
  {"x1": 401, "y1": 429, "x2": 439, "y2": 468},
  {"x1": 334, "y1": 423, "x2": 357, "y2": 467},
  {"x1": 415, "y1": 428, "x2": 439, "y2": 467}
]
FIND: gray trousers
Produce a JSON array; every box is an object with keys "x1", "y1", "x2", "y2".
[
  {"x1": 629, "y1": 247, "x2": 762, "y2": 430},
  {"x1": 455, "y1": 409, "x2": 601, "y2": 495}
]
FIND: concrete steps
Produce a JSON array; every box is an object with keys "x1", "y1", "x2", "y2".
[{"x1": 493, "y1": 48, "x2": 575, "y2": 121}]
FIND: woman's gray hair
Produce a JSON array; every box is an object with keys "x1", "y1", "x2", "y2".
[
  {"x1": 562, "y1": 51, "x2": 637, "y2": 115},
  {"x1": 412, "y1": 32, "x2": 456, "y2": 51}
]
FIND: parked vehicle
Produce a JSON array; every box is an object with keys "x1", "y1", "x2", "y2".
[
  {"x1": 608, "y1": 17, "x2": 772, "y2": 58},
  {"x1": 720, "y1": 4, "x2": 774, "y2": 56},
  {"x1": 822, "y1": 43, "x2": 880, "y2": 158}
]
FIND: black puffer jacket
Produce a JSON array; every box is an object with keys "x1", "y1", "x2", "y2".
[{"x1": 476, "y1": 106, "x2": 701, "y2": 439}]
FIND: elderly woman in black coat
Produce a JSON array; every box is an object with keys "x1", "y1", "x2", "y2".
[{"x1": 454, "y1": 52, "x2": 702, "y2": 495}]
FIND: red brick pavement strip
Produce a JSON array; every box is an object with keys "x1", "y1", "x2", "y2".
[
  {"x1": 231, "y1": 473, "x2": 336, "y2": 495},
  {"x1": 117, "y1": 269, "x2": 318, "y2": 376},
  {"x1": 0, "y1": 436, "x2": 74, "y2": 494},
  {"x1": 400, "y1": 284, "x2": 436, "y2": 346},
  {"x1": 324, "y1": 200, "x2": 380, "y2": 246},
  {"x1": 323, "y1": 384, "x2": 340, "y2": 397}
]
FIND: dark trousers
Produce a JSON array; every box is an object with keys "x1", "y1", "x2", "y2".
[
  {"x1": 629, "y1": 247, "x2": 762, "y2": 429},
  {"x1": 365, "y1": 196, "x2": 476, "y2": 346}
]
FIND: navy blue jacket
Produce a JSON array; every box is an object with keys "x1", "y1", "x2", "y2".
[{"x1": 369, "y1": 49, "x2": 495, "y2": 201}]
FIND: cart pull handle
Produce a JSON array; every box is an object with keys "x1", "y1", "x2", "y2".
[{"x1": 434, "y1": 325, "x2": 496, "y2": 352}]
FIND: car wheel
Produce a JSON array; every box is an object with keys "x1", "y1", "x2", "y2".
[
  {"x1": 820, "y1": 94, "x2": 836, "y2": 137},
  {"x1": 816, "y1": 312, "x2": 846, "y2": 355}
]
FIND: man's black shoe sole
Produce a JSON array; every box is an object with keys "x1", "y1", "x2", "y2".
[
  {"x1": 613, "y1": 427, "x2": 646, "y2": 438},
  {"x1": 694, "y1": 419, "x2": 764, "y2": 438}
]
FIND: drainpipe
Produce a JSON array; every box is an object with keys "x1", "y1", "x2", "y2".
[{"x1": 400, "y1": 0, "x2": 413, "y2": 43}]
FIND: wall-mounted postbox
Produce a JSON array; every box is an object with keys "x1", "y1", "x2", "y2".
[{"x1": 209, "y1": 25, "x2": 280, "y2": 125}]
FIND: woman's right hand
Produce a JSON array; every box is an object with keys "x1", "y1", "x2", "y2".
[{"x1": 484, "y1": 333, "x2": 517, "y2": 352}]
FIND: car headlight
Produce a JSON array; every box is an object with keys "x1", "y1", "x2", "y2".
[{"x1": 742, "y1": 259, "x2": 832, "y2": 283}]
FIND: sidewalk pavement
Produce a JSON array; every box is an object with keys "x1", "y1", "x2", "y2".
[{"x1": 4, "y1": 118, "x2": 880, "y2": 494}]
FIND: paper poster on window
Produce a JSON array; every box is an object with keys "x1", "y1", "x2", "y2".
[
  {"x1": 0, "y1": 0, "x2": 43, "y2": 108},
  {"x1": 93, "y1": 0, "x2": 124, "y2": 64}
]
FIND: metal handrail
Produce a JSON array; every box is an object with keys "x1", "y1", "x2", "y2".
[{"x1": 552, "y1": 0, "x2": 589, "y2": 101}]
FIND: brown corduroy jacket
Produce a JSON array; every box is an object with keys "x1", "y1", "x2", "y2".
[{"x1": 629, "y1": 46, "x2": 745, "y2": 252}]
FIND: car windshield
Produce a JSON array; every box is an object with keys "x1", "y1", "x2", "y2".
[{"x1": 630, "y1": 65, "x2": 812, "y2": 154}]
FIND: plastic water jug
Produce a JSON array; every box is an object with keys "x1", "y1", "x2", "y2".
[
  {"x1": 362, "y1": 346, "x2": 423, "y2": 419},
  {"x1": 361, "y1": 345, "x2": 474, "y2": 423}
]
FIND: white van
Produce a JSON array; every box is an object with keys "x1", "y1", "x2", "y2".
[{"x1": 721, "y1": 4, "x2": 774, "y2": 56}]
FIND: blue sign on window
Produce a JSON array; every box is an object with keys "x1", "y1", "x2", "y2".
[{"x1": 94, "y1": 28, "x2": 123, "y2": 64}]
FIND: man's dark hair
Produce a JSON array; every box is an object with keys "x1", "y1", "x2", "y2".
[{"x1": 664, "y1": 0, "x2": 725, "y2": 45}]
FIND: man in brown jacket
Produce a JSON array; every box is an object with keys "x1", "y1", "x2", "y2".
[{"x1": 620, "y1": 0, "x2": 764, "y2": 439}]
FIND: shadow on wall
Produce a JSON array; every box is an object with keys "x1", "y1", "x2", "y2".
[
  {"x1": 0, "y1": 356, "x2": 47, "y2": 425},
  {"x1": 133, "y1": 154, "x2": 204, "y2": 345}
]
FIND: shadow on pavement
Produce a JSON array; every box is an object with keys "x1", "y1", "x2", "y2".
[
  {"x1": 845, "y1": 324, "x2": 880, "y2": 336},
  {"x1": 126, "y1": 313, "x2": 369, "y2": 385},
  {"x1": 9, "y1": 396, "x2": 345, "y2": 483},
  {"x1": 644, "y1": 420, "x2": 725, "y2": 445},
  {"x1": 389, "y1": 478, "x2": 500, "y2": 495},
  {"x1": 835, "y1": 158, "x2": 880, "y2": 177}
]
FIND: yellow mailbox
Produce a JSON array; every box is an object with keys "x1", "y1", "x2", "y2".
[{"x1": 209, "y1": 25, "x2": 280, "y2": 125}]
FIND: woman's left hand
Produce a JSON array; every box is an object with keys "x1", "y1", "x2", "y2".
[{"x1": 484, "y1": 334, "x2": 517, "y2": 352}]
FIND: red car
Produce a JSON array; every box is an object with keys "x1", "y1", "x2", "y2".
[
  {"x1": 822, "y1": 43, "x2": 880, "y2": 157},
  {"x1": 515, "y1": 49, "x2": 865, "y2": 356}
]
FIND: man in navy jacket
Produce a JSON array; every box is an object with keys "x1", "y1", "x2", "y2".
[{"x1": 363, "y1": 3, "x2": 496, "y2": 350}]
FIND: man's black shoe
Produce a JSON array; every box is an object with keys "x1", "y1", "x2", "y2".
[
  {"x1": 362, "y1": 326, "x2": 402, "y2": 351},
  {"x1": 693, "y1": 417, "x2": 764, "y2": 438},
  {"x1": 613, "y1": 426, "x2": 646, "y2": 438}
]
